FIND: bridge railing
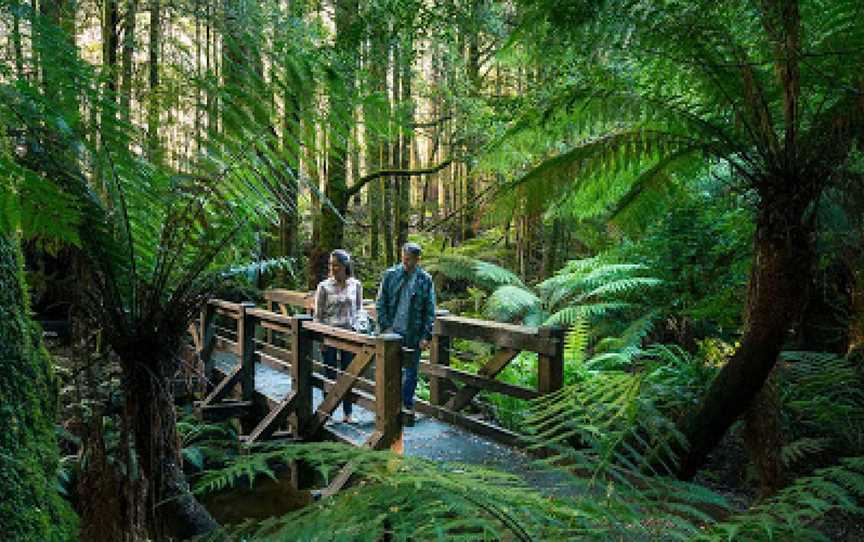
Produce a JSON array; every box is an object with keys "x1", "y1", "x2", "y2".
[
  {"x1": 196, "y1": 297, "x2": 404, "y2": 452},
  {"x1": 420, "y1": 313, "x2": 564, "y2": 446},
  {"x1": 195, "y1": 290, "x2": 563, "y2": 449}
]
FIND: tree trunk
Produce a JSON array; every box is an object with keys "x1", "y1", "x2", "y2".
[
  {"x1": 743, "y1": 371, "x2": 784, "y2": 497},
  {"x1": 397, "y1": 38, "x2": 413, "y2": 252},
  {"x1": 120, "y1": 0, "x2": 138, "y2": 125},
  {"x1": 365, "y1": 25, "x2": 388, "y2": 264},
  {"x1": 121, "y1": 348, "x2": 218, "y2": 539},
  {"x1": 278, "y1": 0, "x2": 303, "y2": 284},
  {"x1": 147, "y1": 0, "x2": 160, "y2": 163},
  {"x1": 677, "y1": 182, "x2": 817, "y2": 479},
  {"x1": 11, "y1": 0, "x2": 24, "y2": 80},
  {"x1": 310, "y1": 0, "x2": 358, "y2": 287}
]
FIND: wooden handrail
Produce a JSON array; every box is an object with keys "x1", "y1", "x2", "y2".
[
  {"x1": 434, "y1": 315, "x2": 557, "y2": 356},
  {"x1": 301, "y1": 321, "x2": 378, "y2": 346}
]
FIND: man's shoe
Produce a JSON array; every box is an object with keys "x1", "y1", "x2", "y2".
[
  {"x1": 342, "y1": 414, "x2": 355, "y2": 425},
  {"x1": 403, "y1": 407, "x2": 416, "y2": 427}
]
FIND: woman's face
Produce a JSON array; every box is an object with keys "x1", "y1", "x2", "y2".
[{"x1": 329, "y1": 256, "x2": 347, "y2": 281}]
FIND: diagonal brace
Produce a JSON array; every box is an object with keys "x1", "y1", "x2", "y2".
[
  {"x1": 306, "y1": 348, "x2": 375, "y2": 436},
  {"x1": 445, "y1": 348, "x2": 519, "y2": 412}
]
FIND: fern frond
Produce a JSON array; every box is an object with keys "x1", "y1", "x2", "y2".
[{"x1": 485, "y1": 284, "x2": 542, "y2": 323}]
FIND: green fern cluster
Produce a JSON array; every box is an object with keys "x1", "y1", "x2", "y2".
[
  {"x1": 777, "y1": 351, "x2": 864, "y2": 466},
  {"x1": 473, "y1": 254, "x2": 661, "y2": 333}
]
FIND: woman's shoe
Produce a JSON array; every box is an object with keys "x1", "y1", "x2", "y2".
[{"x1": 342, "y1": 415, "x2": 355, "y2": 424}]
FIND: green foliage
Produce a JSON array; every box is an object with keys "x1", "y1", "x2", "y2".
[
  {"x1": 777, "y1": 351, "x2": 864, "y2": 460},
  {"x1": 192, "y1": 397, "x2": 864, "y2": 541},
  {"x1": 0, "y1": 235, "x2": 77, "y2": 540},
  {"x1": 703, "y1": 457, "x2": 864, "y2": 542}
]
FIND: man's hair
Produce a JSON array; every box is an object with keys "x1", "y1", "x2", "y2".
[{"x1": 402, "y1": 242, "x2": 422, "y2": 257}]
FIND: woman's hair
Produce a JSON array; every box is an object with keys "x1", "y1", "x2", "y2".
[{"x1": 330, "y1": 249, "x2": 353, "y2": 277}]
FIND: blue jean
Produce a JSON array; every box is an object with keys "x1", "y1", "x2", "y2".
[
  {"x1": 323, "y1": 346, "x2": 353, "y2": 417},
  {"x1": 402, "y1": 346, "x2": 421, "y2": 409}
]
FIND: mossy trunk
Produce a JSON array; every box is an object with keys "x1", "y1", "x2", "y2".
[{"x1": 0, "y1": 233, "x2": 78, "y2": 541}]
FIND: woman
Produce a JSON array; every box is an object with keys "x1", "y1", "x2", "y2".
[{"x1": 313, "y1": 249, "x2": 363, "y2": 423}]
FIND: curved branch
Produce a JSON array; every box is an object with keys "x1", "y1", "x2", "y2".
[{"x1": 345, "y1": 158, "x2": 454, "y2": 198}]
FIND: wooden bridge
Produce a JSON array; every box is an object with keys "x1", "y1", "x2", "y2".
[{"x1": 189, "y1": 289, "x2": 565, "y2": 494}]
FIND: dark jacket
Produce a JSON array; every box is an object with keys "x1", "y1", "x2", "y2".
[{"x1": 375, "y1": 264, "x2": 436, "y2": 346}]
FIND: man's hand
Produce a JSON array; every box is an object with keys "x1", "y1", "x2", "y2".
[{"x1": 419, "y1": 339, "x2": 430, "y2": 351}]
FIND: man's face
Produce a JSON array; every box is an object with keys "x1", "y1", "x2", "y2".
[{"x1": 401, "y1": 250, "x2": 420, "y2": 273}]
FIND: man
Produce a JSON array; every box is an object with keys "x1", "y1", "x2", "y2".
[{"x1": 376, "y1": 242, "x2": 436, "y2": 420}]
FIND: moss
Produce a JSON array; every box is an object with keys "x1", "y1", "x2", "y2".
[{"x1": 0, "y1": 234, "x2": 77, "y2": 541}]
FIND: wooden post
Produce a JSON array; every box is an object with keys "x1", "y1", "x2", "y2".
[
  {"x1": 265, "y1": 299, "x2": 274, "y2": 346},
  {"x1": 238, "y1": 302, "x2": 257, "y2": 402},
  {"x1": 374, "y1": 333, "x2": 403, "y2": 451},
  {"x1": 537, "y1": 325, "x2": 565, "y2": 394},
  {"x1": 429, "y1": 310, "x2": 453, "y2": 406},
  {"x1": 238, "y1": 302, "x2": 260, "y2": 433},
  {"x1": 291, "y1": 314, "x2": 314, "y2": 436},
  {"x1": 200, "y1": 302, "x2": 217, "y2": 394}
]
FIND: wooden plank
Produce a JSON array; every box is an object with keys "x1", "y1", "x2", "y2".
[
  {"x1": 255, "y1": 342, "x2": 293, "y2": 365},
  {"x1": 215, "y1": 336, "x2": 238, "y2": 354},
  {"x1": 256, "y1": 319, "x2": 293, "y2": 336},
  {"x1": 200, "y1": 366, "x2": 242, "y2": 406},
  {"x1": 322, "y1": 336, "x2": 368, "y2": 355},
  {"x1": 199, "y1": 400, "x2": 254, "y2": 421},
  {"x1": 375, "y1": 334, "x2": 403, "y2": 450},
  {"x1": 302, "y1": 321, "x2": 378, "y2": 346},
  {"x1": 414, "y1": 400, "x2": 523, "y2": 448},
  {"x1": 312, "y1": 375, "x2": 377, "y2": 413},
  {"x1": 429, "y1": 332, "x2": 454, "y2": 407},
  {"x1": 434, "y1": 315, "x2": 556, "y2": 355},
  {"x1": 311, "y1": 360, "x2": 375, "y2": 395},
  {"x1": 210, "y1": 299, "x2": 243, "y2": 312},
  {"x1": 199, "y1": 304, "x2": 217, "y2": 389},
  {"x1": 256, "y1": 350, "x2": 292, "y2": 373},
  {"x1": 419, "y1": 361, "x2": 540, "y2": 401},
  {"x1": 245, "y1": 392, "x2": 298, "y2": 444},
  {"x1": 444, "y1": 348, "x2": 520, "y2": 412},
  {"x1": 264, "y1": 289, "x2": 315, "y2": 311},
  {"x1": 306, "y1": 348, "x2": 375, "y2": 436},
  {"x1": 247, "y1": 307, "x2": 295, "y2": 328},
  {"x1": 321, "y1": 431, "x2": 392, "y2": 498},
  {"x1": 212, "y1": 365, "x2": 281, "y2": 410}
]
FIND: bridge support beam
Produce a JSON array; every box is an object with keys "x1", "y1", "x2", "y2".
[{"x1": 291, "y1": 315, "x2": 314, "y2": 436}]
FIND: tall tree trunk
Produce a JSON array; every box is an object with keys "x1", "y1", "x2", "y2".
[
  {"x1": 120, "y1": 0, "x2": 137, "y2": 124},
  {"x1": 461, "y1": 5, "x2": 480, "y2": 241},
  {"x1": 11, "y1": 0, "x2": 24, "y2": 80},
  {"x1": 147, "y1": 0, "x2": 160, "y2": 163},
  {"x1": 678, "y1": 181, "x2": 818, "y2": 479},
  {"x1": 278, "y1": 0, "x2": 304, "y2": 285},
  {"x1": 310, "y1": 0, "x2": 359, "y2": 287},
  {"x1": 396, "y1": 38, "x2": 412, "y2": 253},
  {"x1": 383, "y1": 176, "x2": 395, "y2": 265},
  {"x1": 390, "y1": 38, "x2": 403, "y2": 263},
  {"x1": 365, "y1": 26, "x2": 387, "y2": 263}
]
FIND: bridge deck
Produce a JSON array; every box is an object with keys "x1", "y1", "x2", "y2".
[{"x1": 212, "y1": 350, "x2": 567, "y2": 491}]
